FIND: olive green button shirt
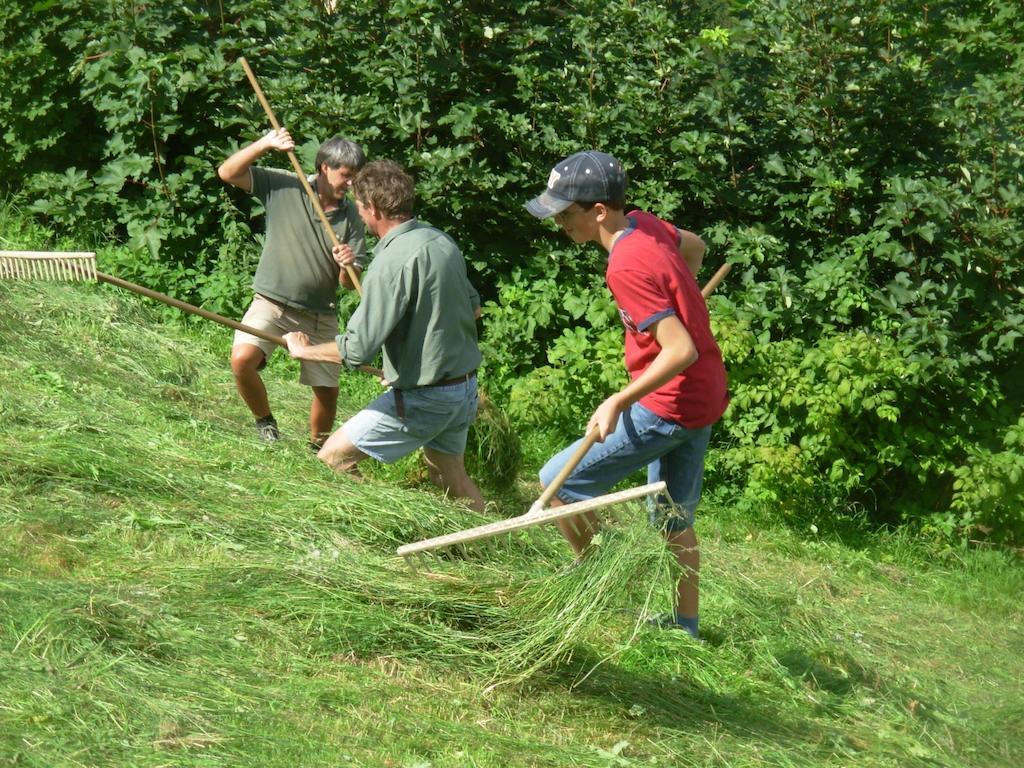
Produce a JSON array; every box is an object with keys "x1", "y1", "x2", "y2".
[
  {"x1": 250, "y1": 167, "x2": 367, "y2": 313},
  {"x1": 337, "y1": 218, "x2": 481, "y2": 389}
]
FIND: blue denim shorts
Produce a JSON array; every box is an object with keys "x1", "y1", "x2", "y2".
[
  {"x1": 539, "y1": 402, "x2": 712, "y2": 533},
  {"x1": 341, "y1": 377, "x2": 479, "y2": 463}
]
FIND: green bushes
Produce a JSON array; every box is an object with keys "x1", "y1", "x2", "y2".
[{"x1": 1, "y1": 0, "x2": 1021, "y2": 541}]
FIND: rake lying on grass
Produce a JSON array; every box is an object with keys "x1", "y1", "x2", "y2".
[
  {"x1": 397, "y1": 262, "x2": 732, "y2": 569},
  {"x1": 0, "y1": 250, "x2": 380, "y2": 375}
]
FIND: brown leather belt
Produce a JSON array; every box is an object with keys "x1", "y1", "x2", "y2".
[
  {"x1": 392, "y1": 371, "x2": 476, "y2": 420},
  {"x1": 424, "y1": 370, "x2": 477, "y2": 388}
]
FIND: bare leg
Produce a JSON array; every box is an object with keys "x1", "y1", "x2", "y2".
[
  {"x1": 423, "y1": 448, "x2": 485, "y2": 512},
  {"x1": 546, "y1": 496, "x2": 600, "y2": 559},
  {"x1": 424, "y1": 457, "x2": 443, "y2": 488},
  {"x1": 317, "y1": 428, "x2": 369, "y2": 476},
  {"x1": 231, "y1": 344, "x2": 271, "y2": 418},
  {"x1": 310, "y1": 386, "x2": 338, "y2": 446},
  {"x1": 664, "y1": 526, "x2": 700, "y2": 619}
]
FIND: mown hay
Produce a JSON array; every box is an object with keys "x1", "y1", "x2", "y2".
[{"x1": 465, "y1": 392, "x2": 522, "y2": 491}]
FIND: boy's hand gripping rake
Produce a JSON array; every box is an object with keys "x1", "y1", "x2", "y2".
[
  {"x1": 395, "y1": 262, "x2": 731, "y2": 570},
  {"x1": 0, "y1": 250, "x2": 383, "y2": 376}
]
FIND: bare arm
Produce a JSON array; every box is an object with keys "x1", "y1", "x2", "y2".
[
  {"x1": 677, "y1": 228, "x2": 706, "y2": 277},
  {"x1": 339, "y1": 264, "x2": 363, "y2": 291},
  {"x1": 217, "y1": 128, "x2": 295, "y2": 192},
  {"x1": 588, "y1": 314, "x2": 698, "y2": 440},
  {"x1": 284, "y1": 332, "x2": 342, "y2": 364}
]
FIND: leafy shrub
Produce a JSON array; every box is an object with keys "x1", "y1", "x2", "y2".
[
  {"x1": 1, "y1": 0, "x2": 1021, "y2": 542},
  {"x1": 945, "y1": 417, "x2": 1024, "y2": 544}
]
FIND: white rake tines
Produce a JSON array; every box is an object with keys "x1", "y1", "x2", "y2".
[
  {"x1": 0, "y1": 251, "x2": 98, "y2": 282},
  {"x1": 396, "y1": 481, "x2": 668, "y2": 569}
]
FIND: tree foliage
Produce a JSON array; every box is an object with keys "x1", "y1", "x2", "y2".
[{"x1": 1, "y1": 0, "x2": 1021, "y2": 541}]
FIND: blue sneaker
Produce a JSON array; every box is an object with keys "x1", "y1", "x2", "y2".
[{"x1": 646, "y1": 612, "x2": 700, "y2": 640}]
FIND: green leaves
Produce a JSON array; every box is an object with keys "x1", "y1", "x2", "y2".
[{"x1": 0, "y1": 0, "x2": 1021, "y2": 541}]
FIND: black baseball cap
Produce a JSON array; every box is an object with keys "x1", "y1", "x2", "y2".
[{"x1": 525, "y1": 151, "x2": 627, "y2": 219}]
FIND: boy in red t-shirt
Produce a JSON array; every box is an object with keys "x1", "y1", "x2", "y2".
[{"x1": 526, "y1": 151, "x2": 728, "y2": 639}]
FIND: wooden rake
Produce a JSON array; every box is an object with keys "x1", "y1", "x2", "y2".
[
  {"x1": 0, "y1": 250, "x2": 382, "y2": 376},
  {"x1": 396, "y1": 262, "x2": 732, "y2": 570}
]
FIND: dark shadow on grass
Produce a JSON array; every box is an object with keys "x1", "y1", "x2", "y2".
[
  {"x1": 528, "y1": 646, "x2": 834, "y2": 750},
  {"x1": 775, "y1": 647, "x2": 875, "y2": 697},
  {"x1": 774, "y1": 645, "x2": 960, "y2": 732}
]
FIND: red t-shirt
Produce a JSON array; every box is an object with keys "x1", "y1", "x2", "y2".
[{"x1": 605, "y1": 210, "x2": 729, "y2": 428}]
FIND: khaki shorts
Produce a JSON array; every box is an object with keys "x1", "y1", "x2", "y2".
[{"x1": 233, "y1": 294, "x2": 341, "y2": 388}]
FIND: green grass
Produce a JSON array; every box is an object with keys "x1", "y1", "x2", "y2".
[{"x1": 1, "y1": 274, "x2": 1022, "y2": 767}]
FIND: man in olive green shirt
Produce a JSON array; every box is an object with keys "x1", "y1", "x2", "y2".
[
  {"x1": 285, "y1": 160, "x2": 485, "y2": 511},
  {"x1": 218, "y1": 128, "x2": 367, "y2": 447}
]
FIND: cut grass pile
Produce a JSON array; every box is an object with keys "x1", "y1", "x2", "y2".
[{"x1": 1, "y1": 275, "x2": 1022, "y2": 767}]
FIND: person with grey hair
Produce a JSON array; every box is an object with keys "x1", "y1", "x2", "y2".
[{"x1": 218, "y1": 128, "x2": 367, "y2": 448}]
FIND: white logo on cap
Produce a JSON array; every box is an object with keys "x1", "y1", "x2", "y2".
[{"x1": 547, "y1": 169, "x2": 561, "y2": 189}]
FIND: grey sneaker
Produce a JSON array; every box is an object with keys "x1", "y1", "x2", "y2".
[{"x1": 255, "y1": 416, "x2": 280, "y2": 443}]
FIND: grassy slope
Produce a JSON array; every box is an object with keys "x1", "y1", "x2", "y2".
[{"x1": 1, "y1": 278, "x2": 1022, "y2": 768}]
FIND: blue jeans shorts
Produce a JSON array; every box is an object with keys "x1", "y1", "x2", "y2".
[
  {"x1": 539, "y1": 402, "x2": 712, "y2": 533},
  {"x1": 341, "y1": 377, "x2": 479, "y2": 463}
]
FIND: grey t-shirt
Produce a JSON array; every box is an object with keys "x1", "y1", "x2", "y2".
[
  {"x1": 249, "y1": 166, "x2": 367, "y2": 313},
  {"x1": 337, "y1": 218, "x2": 481, "y2": 389}
]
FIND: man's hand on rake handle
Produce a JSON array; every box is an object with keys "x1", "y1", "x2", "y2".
[
  {"x1": 332, "y1": 243, "x2": 357, "y2": 270},
  {"x1": 261, "y1": 127, "x2": 295, "y2": 153},
  {"x1": 284, "y1": 331, "x2": 334, "y2": 362},
  {"x1": 284, "y1": 331, "x2": 389, "y2": 386}
]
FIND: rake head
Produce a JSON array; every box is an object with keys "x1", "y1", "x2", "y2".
[
  {"x1": 396, "y1": 481, "x2": 668, "y2": 571},
  {"x1": 0, "y1": 251, "x2": 98, "y2": 282}
]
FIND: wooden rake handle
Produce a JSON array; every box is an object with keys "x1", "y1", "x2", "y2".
[
  {"x1": 237, "y1": 57, "x2": 363, "y2": 296},
  {"x1": 528, "y1": 430, "x2": 601, "y2": 514},
  {"x1": 528, "y1": 262, "x2": 732, "y2": 514},
  {"x1": 46, "y1": 256, "x2": 377, "y2": 376},
  {"x1": 701, "y1": 262, "x2": 731, "y2": 299},
  {"x1": 101, "y1": 271, "x2": 382, "y2": 377},
  {"x1": 94, "y1": 270, "x2": 284, "y2": 345}
]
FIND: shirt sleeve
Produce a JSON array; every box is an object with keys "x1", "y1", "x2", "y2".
[
  {"x1": 344, "y1": 201, "x2": 369, "y2": 269},
  {"x1": 249, "y1": 166, "x2": 269, "y2": 202},
  {"x1": 337, "y1": 258, "x2": 412, "y2": 368},
  {"x1": 607, "y1": 267, "x2": 675, "y2": 333}
]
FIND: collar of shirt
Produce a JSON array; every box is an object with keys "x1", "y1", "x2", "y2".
[
  {"x1": 608, "y1": 214, "x2": 639, "y2": 262},
  {"x1": 373, "y1": 217, "x2": 419, "y2": 255}
]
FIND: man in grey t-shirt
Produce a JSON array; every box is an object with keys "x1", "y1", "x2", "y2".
[
  {"x1": 284, "y1": 160, "x2": 485, "y2": 511},
  {"x1": 218, "y1": 128, "x2": 367, "y2": 448}
]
